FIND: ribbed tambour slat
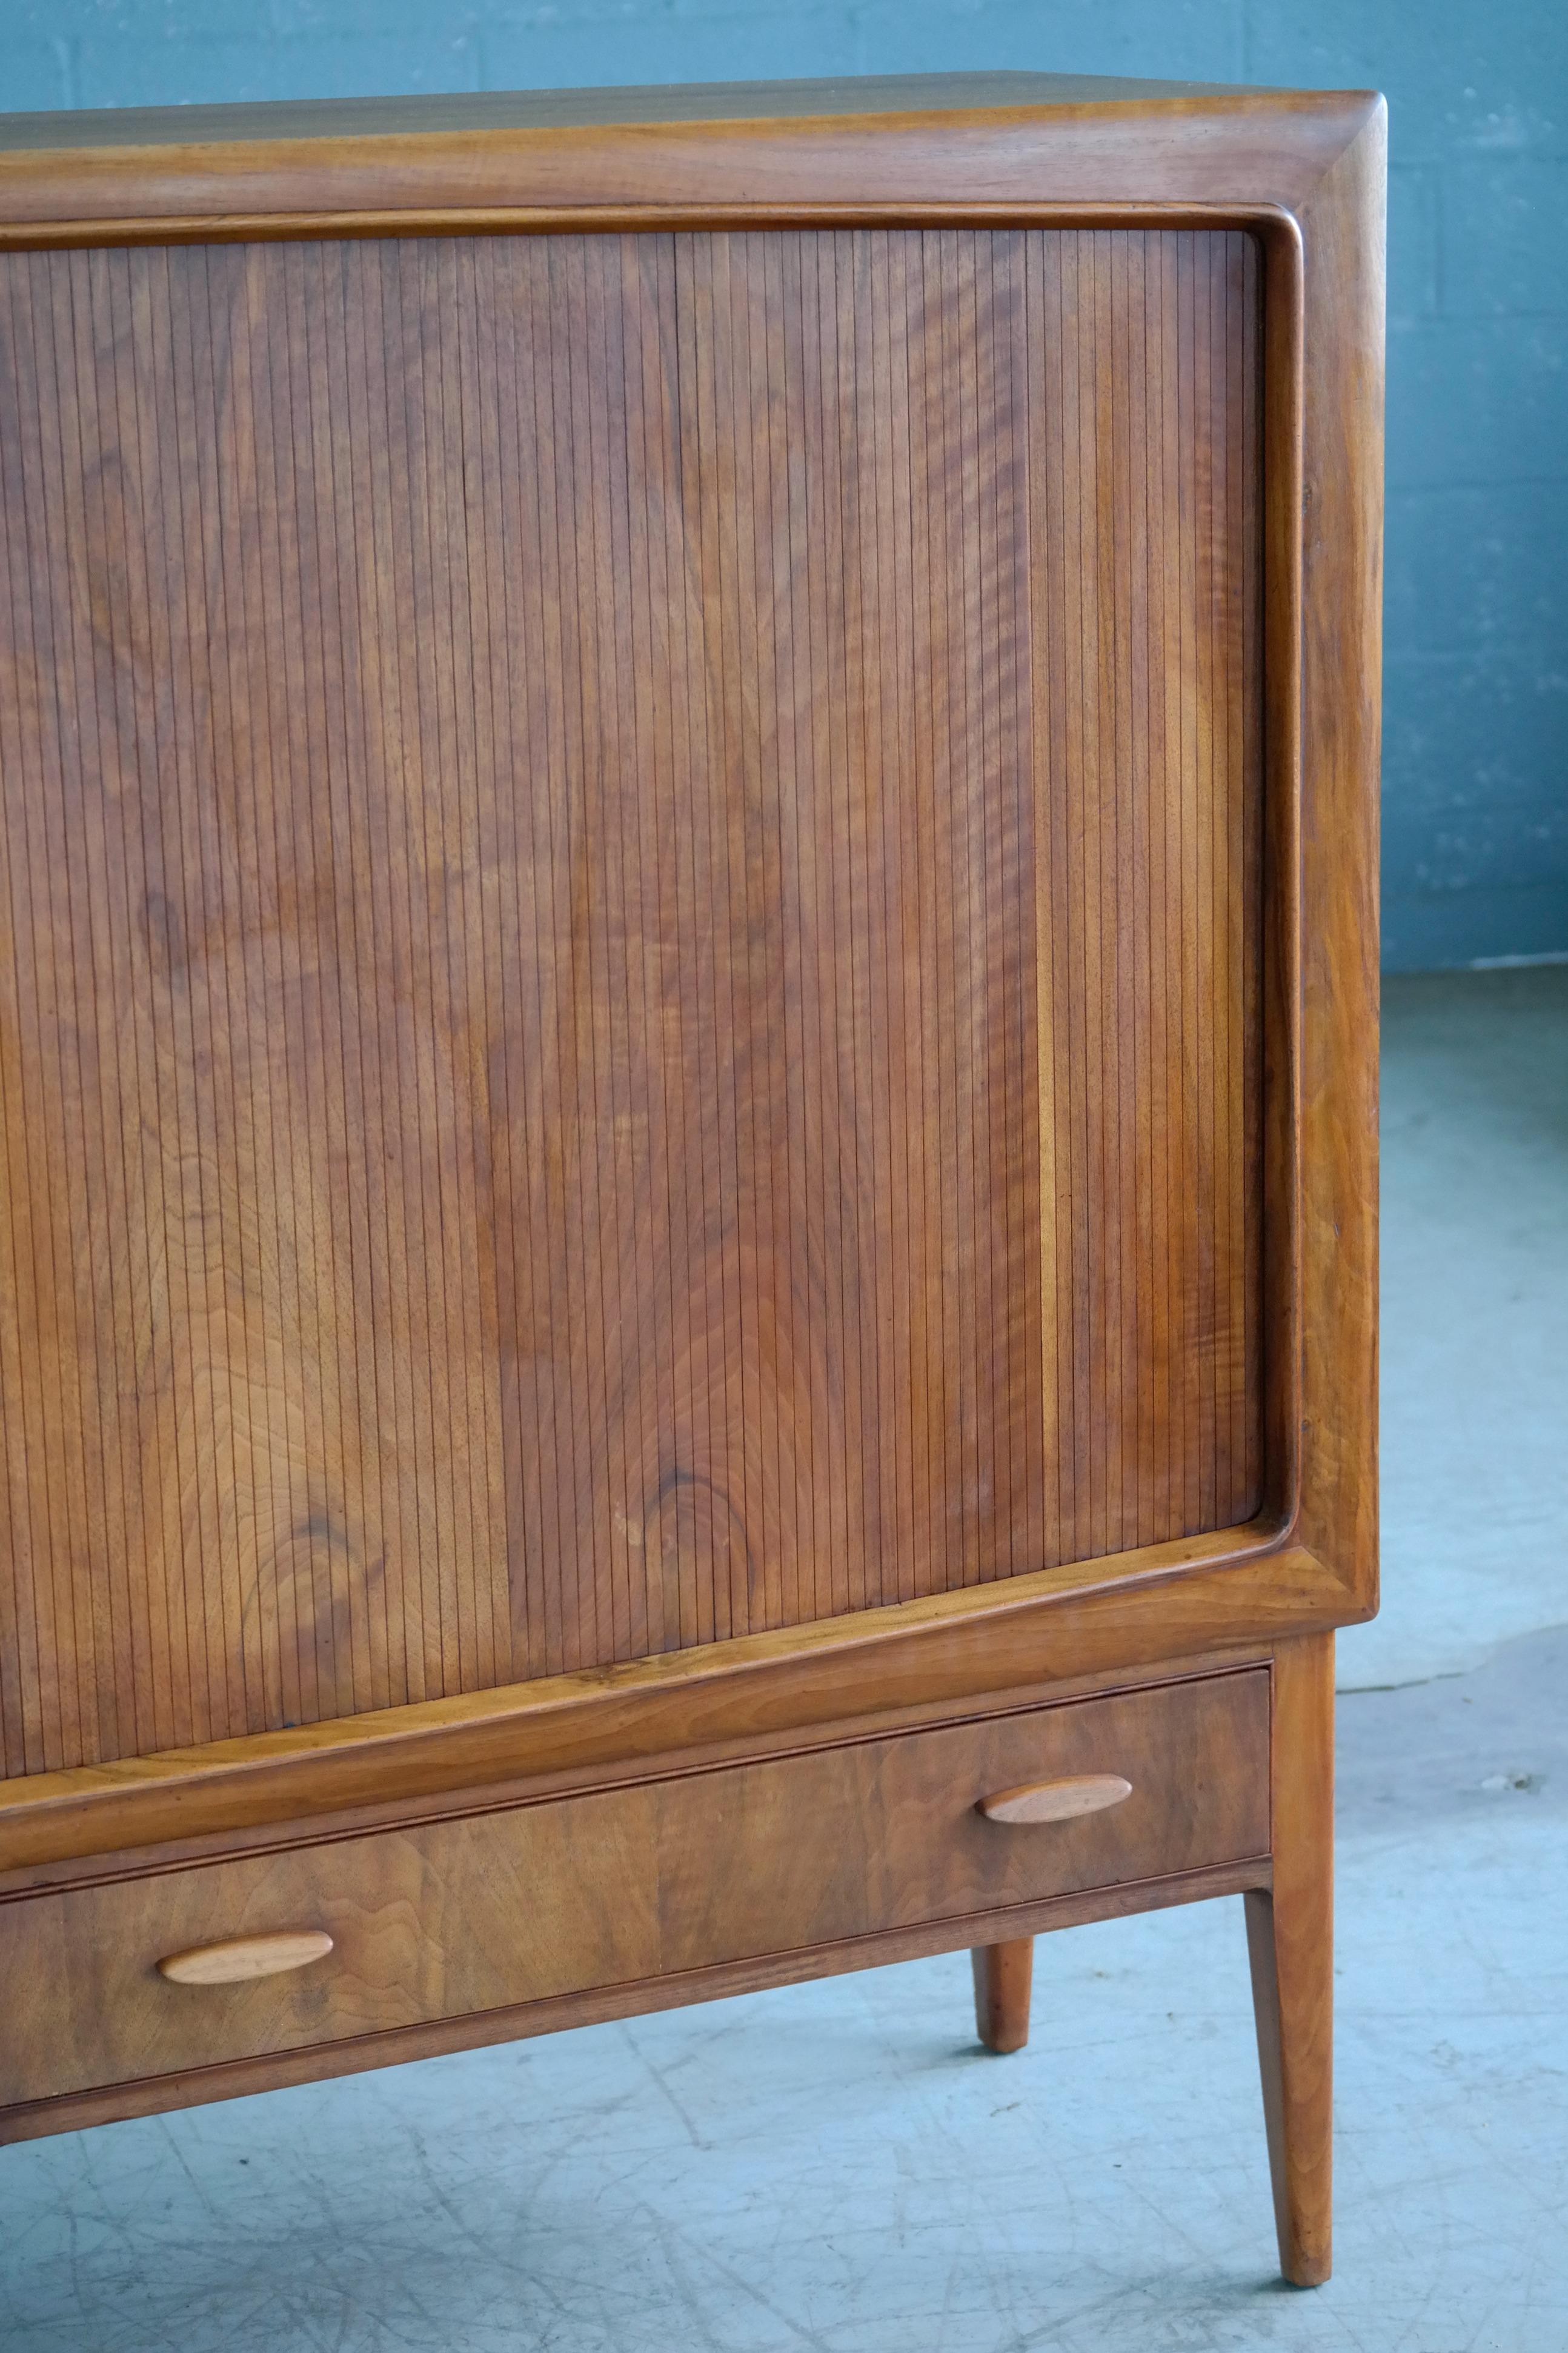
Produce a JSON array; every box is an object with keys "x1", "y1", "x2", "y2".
[{"x1": 0, "y1": 228, "x2": 1260, "y2": 1774}]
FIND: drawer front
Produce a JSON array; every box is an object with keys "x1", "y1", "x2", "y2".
[
  {"x1": 0, "y1": 1670, "x2": 1268, "y2": 2106},
  {"x1": 656, "y1": 1669, "x2": 1270, "y2": 1973}
]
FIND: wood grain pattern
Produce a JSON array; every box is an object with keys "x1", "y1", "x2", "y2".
[
  {"x1": 0, "y1": 1852, "x2": 1270, "y2": 2148},
  {"x1": 971, "y1": 1935, "x2": 1034, "y2": 2051},
  {"x1": 0, "y1": 224, "x2": 1261, "y2": 1777},
  {"x1": 1293, "y1": 114, "x2": 1383, "y2": 1611},
  {"x1": 1247, "y1": 1632, "x2": 1335, "y2": 2286},
  {"x1": 0, "y1": 1636, "x2": 1280, "y2": 1883},
  {"x1": 0, "y1": 79, "x2": 1377, "y2": 241},
  {"x1": 978, "y1": 1771, "x2": 1132, "y2": 1823},
  {"x1": 0, "y1": 1663, "x2": 1268, "y2": 2106},
  {"x1": 157, "y1": 1926, "x2": 333, "y2": 1983},
  {"x1": 0, "y1": 75, "x2": 1300, "y2": 158}
]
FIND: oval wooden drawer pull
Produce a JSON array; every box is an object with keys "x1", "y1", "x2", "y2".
[
  {"x1": 978, "y1": 1773, "x2": 1134, "y2": 1825},
  {"x1": 157, "y1": 1929, "x2": 334, "y2": 1986}
]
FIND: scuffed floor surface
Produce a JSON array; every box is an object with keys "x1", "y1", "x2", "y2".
[{"x1": 2, "y1": 969, "x2": 1564, "y2": 2351}]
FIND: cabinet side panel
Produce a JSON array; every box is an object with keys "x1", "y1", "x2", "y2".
[{"x1": 0, "y1": 227, "x2": 1260, "y2": 1771}]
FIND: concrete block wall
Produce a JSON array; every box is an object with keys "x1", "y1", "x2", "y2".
[{"x1": 2, "y1": 0, "x2": 1565, "y2": 969}]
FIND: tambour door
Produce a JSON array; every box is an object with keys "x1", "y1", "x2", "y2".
[{"x1": 0, "y1": 225, "x2": 1261, "y2": 1778}]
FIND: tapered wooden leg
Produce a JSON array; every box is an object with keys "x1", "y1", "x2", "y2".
[
  {"x1": 1247, "y1": 1633, "x2": 1335, "y2": 2287},
  {"x1": 971, "y1": 1937, "x2": 1034, "y2": 2053}
]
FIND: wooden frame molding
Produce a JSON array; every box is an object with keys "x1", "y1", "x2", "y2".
[{"x1": 0, "y1": 79, "x2": 1380, "y2": 239}]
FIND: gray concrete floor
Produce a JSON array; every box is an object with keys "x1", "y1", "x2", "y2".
[
  {"x1": 3, "y1": 968, "x2": 1565, "y2": 2352},
  {"x1": 1361, "y1": 967, "x2": 1568, "y2": 1688}
]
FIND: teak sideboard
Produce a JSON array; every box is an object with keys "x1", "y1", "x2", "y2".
[{"x1": 0, "y1": 74, "x2": 1383, "y2": 2290}]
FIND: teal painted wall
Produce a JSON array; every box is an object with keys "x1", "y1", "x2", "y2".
[{"x1": 4, "y1": 1, "x2": 1566, "y2": 970}]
